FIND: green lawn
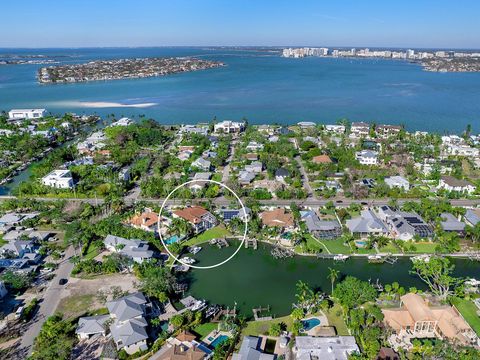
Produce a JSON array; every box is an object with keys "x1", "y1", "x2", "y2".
[
  {"x1": 354, "y1": 247, "x2": 377, "y2": 255},
  {"x1": 451, "y1": 297, "x2": 480, "y2": 336},
  {"x1": 83, "y1": 242, "x2": 102, "y2": 260},
  {"x1": 378, "y1": 243, "x2": 401, "y2": 254},
  {"x1": 322, "y1": 238, "x2": 352, "y2": 254},
  {"x1": 295, "y1": 235, "x2": 325, "y2": 253},
  {"x1": 405, "y1": 242, "x2": 438, "y2": 254},
  {"x1": 183, "y1": 225, "x2": 231, "y2": 246},
  {"x1": 324, "y1": 303, "x2": 350, "y2": 336},
  {"x1": 57, "y1": 294, "x2": 97, "y2": 319},
  {"x1": 242, "y1": 315, "x2": 293, "y2": 336},
  {"x1": 193, "y1": 322, "x2": 218, "y2": 339}
]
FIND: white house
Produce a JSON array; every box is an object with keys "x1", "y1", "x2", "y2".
[
  {"x1": 293, "y1": 336, "x2": 360, "y2": 360},
  {"x1": 8, "y1": 109, "x2": 46, "y2": 120},
  {"x1": 325, "y1": 124, "x2": 346, "y2": 134},
  {"x1": 109, "y1": 117, "x2": 133, "y2": 127},
  {"x1": 350, "y1": 122, "x2": 370, "y2": 137},
  {"x1": 41, "y1": 170, "x2": 74, "y2": 189},
  {"x1": 104, "y1": 235, "x2": 153, "y2": 264},
  {"x1": 214, "y1": 120, "x2": 245, "y2": 134},
  {"x1": 385, "y1": 176, "x2": 410, "y2": 191},
  {"x1": 356, "y1": 150, "x2": 378, "y2": 165},
  {"x1": 191, "y1": 157, "x2": 211, "y2": 171},
  {"x1": 439, "y1": 176, "x2": 476, "y2": 194}
]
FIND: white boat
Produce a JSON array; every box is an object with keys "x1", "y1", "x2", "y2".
[
  {"x1": 333, "y1": 255, "x2": 349, "y2": 261},
  {"x1": 465, "y1": 278, "x2": 480, "y2": 287},
  {"x1": 180, "y1": 257, "x2": 196, "y2": 265},
  {"x1": 411, "y1": 255, "x2": 431, "y2": 263},
  {"x1": 191, "y1": 300, "x2": 207, "y2": 311},
  {"x1": 367, "y1": 254, "x2": 384, "y2": 263},
  {"x1": 189, "y1": 246, "x2": 202, "y2": 255}
]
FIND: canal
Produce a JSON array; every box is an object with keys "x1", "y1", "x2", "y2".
[{"x1": 185, "y1": 242, "x2": 480, "y2": 318}]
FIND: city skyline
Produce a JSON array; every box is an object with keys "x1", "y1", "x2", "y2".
[{"x1": 2, "y1": 0, "x2": 480, "y2": 48}]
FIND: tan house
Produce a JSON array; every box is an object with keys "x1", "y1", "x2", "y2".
[
  {"x1": 127, "y1": 209, "x2": 159, "y2": 233},
  {"x1": 259, "y1": 208, "x2": 294, "y2": 229},
  {"x1": 312, "y1": 155, "x2": 333, "y2": 164},
  {"x1": 382, "y1": 293, "x2": 478, "y2": 350},
  {"x1": 151, "y1": 331, "x2": 208, "y2": 360}
]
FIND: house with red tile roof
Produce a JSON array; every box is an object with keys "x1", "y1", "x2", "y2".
[{"x1": 173, "y1": 206, "x2": 217, "y2": 233}]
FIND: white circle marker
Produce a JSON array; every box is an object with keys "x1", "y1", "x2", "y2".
[{"x1": 158, "y1": 179, "x2": 248, "y2": 269}]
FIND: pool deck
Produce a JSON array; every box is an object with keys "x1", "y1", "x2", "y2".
[
  {"x1": 202, "y1": 330, "x2": 232, "y2": 346},
  {"x1": 301, "y1": 313, "x2": 329, "y2": 336}
]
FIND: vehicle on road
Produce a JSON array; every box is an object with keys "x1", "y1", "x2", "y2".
[{"x1": 58, "y1": 278, "x2": 68, "y2": 285}]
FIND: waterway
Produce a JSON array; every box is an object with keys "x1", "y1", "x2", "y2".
[
  {"x1": 185, "y1": 242, "x2": 480, "y2": 318},
  {"x1": 1, "y1": 47, "x2": 480, "y2": 133}
]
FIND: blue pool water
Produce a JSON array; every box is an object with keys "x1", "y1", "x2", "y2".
[
  {"x1": 210, "y1": 335, "x2": 229, "y2": 348},
  {"x1": 355, "y1": 240, "x2": 368, "y2": 248},
  {"x1": 165, "y1": 235, "x2": 180, "y2": 245},
  {"x1": 302, "y1": 318, "x2": 321, "y2": 331}
]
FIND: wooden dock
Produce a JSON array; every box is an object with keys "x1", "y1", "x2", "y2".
[{"x1": 245, "y1": 238, "x2": 258, "y2": 249}]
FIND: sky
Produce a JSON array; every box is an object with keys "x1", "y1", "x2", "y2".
[{"x1": 2, "y1": 0, "x2": 480, "y2": 49}]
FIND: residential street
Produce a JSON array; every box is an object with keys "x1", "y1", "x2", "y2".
[
  {"x1": 295, "y1": 155, "x2": 315, "y2": 198},
  {"x1": 18, "y1": 245, "x2": 75, "y2": 356}
]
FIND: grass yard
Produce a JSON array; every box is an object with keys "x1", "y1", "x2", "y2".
[
  {"x1": 322, "y1": 238, "x2": 352, "y2": 254},
  {"x1": 378, "y1": 243, "x2": 401, "y2": 254},
  {"x1": 183, "y1": 225, "x2": 231, "y2": 246},
  {"x1": 242, "y1": 315, "x2": 293, "y2": 336},
  {"x1": 451, "y1": 297, "x2": 480, "y2": 336},
  {"x1": 57, "y1": 294, "x2": 97, "y2": 319},
  {"x1": 354, "y1": 247, "x2": 377, "y2": 255},
  {"x1": 324, "y1": 303, "x2": 350, "y2": 336},
  {"x1": 83, "y1": 242, "x2": 102, "y2": 260},
  {"x1": 193, "y1": 322, "x2": 218, "y2": 339},
  {"x1": 295, "y1": 235, "x2": 325, "y2": 254},
  {"x1": 405, "y1": 242, "x2": 438, "y2": 254}
]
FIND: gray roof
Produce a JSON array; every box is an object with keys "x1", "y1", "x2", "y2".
[
  {"x1": 106, "y1": 292, "x2": 147, "y2": 322},
  {"x1": 76, "y1": 315, "x2": 110, "y2": 336},
  {"x1": 294, "y1": 336, "x2": 359, "y2": 360},
  {"x1": 346, "y1": 210, "x2": 388, "y2": 234},
  {"x1": 110, "y1": 317, "x2": 148, "y2": 348},
  {"x1": 465, "y1": 209, "x2": 480, "y2": 226},
  {"x1": 104, "y1": 235, "x2": 153, "y2": 260},
  {"x1": 232, "y1": 336, "x2": 274, "y2": 360},
  {"x1": 275, "y1": 168, "x2": 290, "y2": 177},
  {"x1": 192, "y1": 157, "x2": 211, "y2": 169},
  {"x1": 440, "y1": 213, "x2": 466, "y2": 232},
  {"x1": 239, "y1": 171, "x2": 256, "y2": 183},
  {"x1": 0, "y1": 212, "x2": 38, "y2": 225},
  {"x1": 304, "y1": 213, "x2": 341, "y2": 232}
]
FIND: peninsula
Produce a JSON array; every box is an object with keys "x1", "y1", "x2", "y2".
[
  {"x1": 421, "y1": 57, "x2": 480, "y2": 72},
  {"x1": 37, "y1": 57, "x2": 225, "y2": 83}
]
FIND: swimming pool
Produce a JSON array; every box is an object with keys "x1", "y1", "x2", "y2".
[
  {"x1": 355, "y1": 240, "x2": 367, "y2": 248},
  {"x1": 210, "y1": 335, "x2": 229, "y2": 348},
  {"x1": 165, "y1": 235, "x2": 181, "y2": 245},
  {"x1": 302, "y1": 318, "x2": 321, "y2": 331}
]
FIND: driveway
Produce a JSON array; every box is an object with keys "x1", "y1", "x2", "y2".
[
  {"x1": 295, "y1": 156, "x2": 314, "y2": 198},
  {"x1": 19, "y1": 245, "x2": 75, "y2": 355}
]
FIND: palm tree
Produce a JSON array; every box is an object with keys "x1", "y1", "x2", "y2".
[{"x1": 328, "y1": 267, "x2": 340, "y2": 294}]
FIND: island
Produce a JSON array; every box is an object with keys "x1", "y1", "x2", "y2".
[{"x1": 37, "y1": 57, "x2": 225, "y2": 83}]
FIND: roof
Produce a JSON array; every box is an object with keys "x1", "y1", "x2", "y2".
[
  {"x1": 232, "y1": 336, "x2": 274, "y2": 360},
  {"x1": 128, "y1": 210, "x2": 159, "y2": 228},
  {"x1": 346, "y1": 210, "x2": 387, "y2": 233},
  {"x1": 275, "y1": 168, "x2": 290, "y2": 177},
  {"x1": 158, "y1": 345, "x2": 207, "y2": 360},
  {"x1": 441, "y1": 175, "x2": 474, "y2": 188},
  {"x1": 174, "y1": 206, "x2": 210, "y2": 224},
  {"x1": 110, "y1": 317, "x2": 148, "y2": 348},
  {"x1": 176, "y1": 331, "x2": 197, "y2": 342},
  {"x1": 106, "y1": 292, "x2": 147, "y2": 322},
  {"x1": 440, "y1": 213, "x2": 465, "y2": 232},
  {"x1": 312, "y1": 155, "x2": 332, "y2": 164},
  {"x1": 76, "y1": 315, "x2": 109, "y2": 335},
  {"x1": 465, "y1": 208, "x2": 480, "y2": 226},
  {"x1": 401, "y1": 293, "x2": 436, "y2": 322},
  {"x1": 259, "y1": 208, "x2": 294, "y2": 228},
  {"x1": 304, "y1": 212, "x2": 340, "y2": 232},
  {"x1": 294, "y1": 336, "x2": 359, "y2": 360}
]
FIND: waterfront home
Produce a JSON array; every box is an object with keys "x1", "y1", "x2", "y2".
[
  {"x1": 275, "y1": 168, "x2": 290, "y2": 183},
  {"x1": 376, "y1": 124, "x2": 402, "y2": 138},
  {"x1": 324, "y1": 124, "x2": 346, "y2": 134},
  {"x1": 220, "y1": 207, "x2": 251, "y2": 222},
  {"x1": 439, "y1": 176, "x2": 476, "y2": 194},
  {"x1": 298, "y1": 121, "x2": 316, "y2": 128},
  {"x1": 41, "y1": 169, "x2": 74, "y2": 189},
  {"x1": 214, "y1": 120, "x2": 245, "y2": 134},
  {"x1": 8, "y1": 108, "x2": 46, "y2": 120},
  {"x1": 104, "y1": 235, "x2": 153, "y2": 263},
  {"x1": 439, "y1": 213, "x2": 466, "y2": 235},
  {"x1": 384, "y1": 176, "x2": 410, "y2": 191},
  {"x1": 259, "y1": 208, "x2": 294, "y2": 230},
  {"x1": 107, "y1": 292, "x2": 150, "y2": 355},
  {"x1": 379, "y1": 207, "x2": 433, "y2": 240},
  {"x1": 293, "y1": 336, "x2": 360, "y2": 360},
  {"x1": 303, "y1": 211, "x2": 342, "y2": 239},
  {"x1": 232, "y1": 336, "x2": 274, "y2": 360},
  {"x1": 109, "y1": 117, "x2": 133, "y2": 127},
  {"x1": 75, "y1": 315, "x2": 110, "y2": 339},
  {"x1": 350, "y1": 122, "x2": 370, "y2": 137},
  {"x1": 152, "y1": 330, "x2": 209, "y2": 360},
  {"x1": 77, "y1": 131, "x2": 107, "y2": 155},
  {"x1": 382, "y1": 293, "x2": 478, "y2": 351},
  {"x1": 444, "y1": 144, "x2": 479, "y2": 157},
  {"x1": 464, "y1": 208, "x2": 480, "y2": 226},
  {"x1": 246, "y1": 141, "x2": 264, "y2": 152},
  {"x1": 346, "y1": 209, "x2": 388, "y2": 238},
  {"x1": 179, "y1": 124, "x2": 208, "y2": 136},
  {"x1": 355, "y1": 150, "x2": 378, "y2": 166},
  {"x1": 173, "y1": 206, "x2": 217, "y2": 233},
  {"x1": 127, "y1": 209, "x2": 159, "y2": 233},
  {"x1": 238, "y1": 170, "x2": 256, "y2": 185},
  {"x1": 191, "y1": 157, "x2": 211, "y2": 171}
]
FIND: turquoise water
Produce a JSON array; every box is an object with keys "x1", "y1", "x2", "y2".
[
  {"x1": 164, "y1": 235, "x2": 181, "y2": 245},
  {"x1": 210, "y1": 335, "x2": 229, "y2": 348},
  {"x1": 302, "y1": 318, "x2": 321, "y2": 331},
  {"x1": 1, "y1": 47, "x2": 480, "y2": 132}
]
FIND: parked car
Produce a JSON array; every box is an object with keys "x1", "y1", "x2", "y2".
[
  {"x1": 15, "y1": 306, "x2": 25, "y2": 319},
  {"x1": 58, "y1": 278, "x2": 68, "y2": 285}
]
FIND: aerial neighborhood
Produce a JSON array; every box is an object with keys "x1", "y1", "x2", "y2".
[{"x1": 1, "y1": 109, "x2": 480, "y2": 360}]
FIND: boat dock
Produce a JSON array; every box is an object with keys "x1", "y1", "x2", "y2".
[{"x1": 245, "y1": 238, "x2": 258, "y2": 249}]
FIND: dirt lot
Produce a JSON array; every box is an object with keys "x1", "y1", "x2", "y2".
[{"x1": 57, "y1": 273, "x2": 138, "y2": 318}]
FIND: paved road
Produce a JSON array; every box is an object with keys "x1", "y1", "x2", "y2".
[
  {"x1": 221, "y1": 139, "x2": 237, "y2": 183},
  {"x1": 295, "y1": 155, "x2": 314, "y2": 198},
  {"x1": 2, "y1": 195, "x2": 480, "y2": 208},
  {"x1": 19, "y1": 246, "x2": 75, "y2": 355}
]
